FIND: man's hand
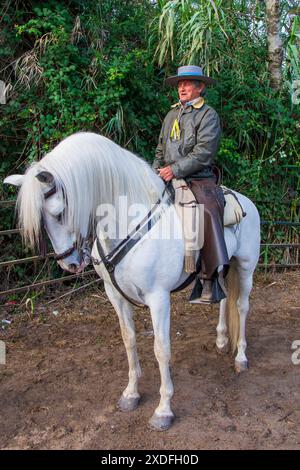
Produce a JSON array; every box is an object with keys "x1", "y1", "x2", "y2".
[{"x1": 158, "y1": 166, "x2": 174, "y2": 182}]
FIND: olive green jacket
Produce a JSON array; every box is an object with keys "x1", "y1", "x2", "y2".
[{"x1": 153, "y1": 98, "x2": 221, "y2": 179}]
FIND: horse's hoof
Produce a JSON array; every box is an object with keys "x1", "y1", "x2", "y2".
[
  {"x1": 235, "y1": 360, "x2": 248, "y2": 374},
  {"x1": 117, "y1": 395, "x2": 140, "y2": 412},
  {"x1": 216, "y1": 342, "x2": 230, "y2": 355},
  {"x1": 148, "y1": 413, "x2": 175, "y2": 431}
]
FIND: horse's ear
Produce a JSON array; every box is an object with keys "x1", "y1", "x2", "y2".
[
  {"x1": 36, "y1": 171, "x2": 54, "y2": 184},
  {"x1": 4, "y1": 174, "x2": 24, "y2": 187}
]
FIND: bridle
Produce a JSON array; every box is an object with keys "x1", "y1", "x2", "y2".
[{"x1": 40, "y1": 184, "x2": 77, "y2": 261}]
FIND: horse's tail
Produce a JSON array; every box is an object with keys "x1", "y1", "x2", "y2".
[{"x1": 225, "y1": 259, "x2": 240, "y2": 354}]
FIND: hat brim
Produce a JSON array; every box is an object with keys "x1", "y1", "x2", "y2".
[{"x1": 165, "y1": 74, "x2": 216, "y2": 86}]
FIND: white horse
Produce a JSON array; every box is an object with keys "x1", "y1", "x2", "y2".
[{"x1": 4, "y1": 132, "x2": 260, "y2": 431}]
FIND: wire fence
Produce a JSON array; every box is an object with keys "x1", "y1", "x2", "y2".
[{"x1": 0, "y1": 198, "x2": 299, "y2": 298}]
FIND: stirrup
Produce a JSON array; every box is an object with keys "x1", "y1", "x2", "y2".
[
  {"x1": 189, "y1": 278, "x2": 214, "y2": 304},
  {"x1": 189, "y1": 276, "x2": 226, "y2": 305}
]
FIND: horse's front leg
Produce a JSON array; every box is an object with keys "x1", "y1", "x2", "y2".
[
  {"x1": 104, "y1": 282, "x2": 141, "y2": 411},
  {"x1": 146, "y1": 291, "x2": 174, "y2": 431}
]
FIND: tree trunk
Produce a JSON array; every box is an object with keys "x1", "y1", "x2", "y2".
[{"x1": 266, "y1": 0, "x2": 283, "y2": 90}]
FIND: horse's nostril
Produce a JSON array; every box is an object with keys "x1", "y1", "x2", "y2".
[{"x1": 69, "y1": 263, "x2": 78, "y2": 271}]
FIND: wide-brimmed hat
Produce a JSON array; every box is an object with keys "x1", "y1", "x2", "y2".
[{"x1": 166, "y1": 65, "x2": 216, "y2": 86}]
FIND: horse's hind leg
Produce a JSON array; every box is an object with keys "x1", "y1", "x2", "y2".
[
  {"x1": 104, "y1": 282, "x2": 141, "y2": 411},
  {"x1": 216, "y1": 299, "x2": 230, "y2": 354},
  {"x1": 146, "y1": 291, "x2": 174, "y2": 431},
  {"x1": 235, "y1": 265, "x2": 254, "y2": 373}
]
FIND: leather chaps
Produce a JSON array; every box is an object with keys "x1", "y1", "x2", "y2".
[{"x1": 188, "y1": 178, "x2": 230, "y2": 279}]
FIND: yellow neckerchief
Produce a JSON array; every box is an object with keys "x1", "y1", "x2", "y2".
[{"x1": 170, "y1": 97, "x2": 205, "y2": 140}]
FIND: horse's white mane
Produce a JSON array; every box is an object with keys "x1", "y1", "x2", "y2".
[{"x1": 17, "y1": 132, "x2": 164, "y2": 247}]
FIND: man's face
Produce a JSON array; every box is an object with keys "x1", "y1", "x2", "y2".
[{"x1": 178, "y1": 79, "x2": 205, "y2": 104}]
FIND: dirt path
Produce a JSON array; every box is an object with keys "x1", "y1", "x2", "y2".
[{"x1": 0, "y1": 271, "x2": 299, "y2": 450}]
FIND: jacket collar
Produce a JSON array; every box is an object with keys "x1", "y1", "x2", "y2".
[{"x1": 171, "y1": 96, "x2": 205, "y2": 110}]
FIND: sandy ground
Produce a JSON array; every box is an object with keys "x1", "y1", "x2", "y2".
[{"x1": 0, "y1": 271, "x2": 299, "y2": 450}]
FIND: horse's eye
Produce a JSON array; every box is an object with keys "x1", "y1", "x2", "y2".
[{"x1": 56, "y1": 212, "x2": 63, "y2": 223}]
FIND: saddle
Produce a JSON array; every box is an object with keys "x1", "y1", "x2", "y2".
[{"x1": 172, "y1": 179, "x2": 246, "y2": 273}]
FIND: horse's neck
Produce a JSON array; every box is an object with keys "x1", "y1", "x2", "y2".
[
  {"x1": 91, "y1": 167, "x2": 165, "y2": 253},
  {"x1": 95, "y1": 222, "x2": 124, "y2": 255},
  {"x1": 93, "y1": 187, "x2": 177, "y2": 258},
  {"x1": 94, "y1": 197, "x2": 151, "y2": 253}
]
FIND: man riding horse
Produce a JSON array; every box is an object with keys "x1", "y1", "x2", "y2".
[{"x1": 153, "y1": 65, "x2": 229, "y2": 304}]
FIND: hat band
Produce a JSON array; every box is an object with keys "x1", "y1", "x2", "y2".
[{"x1": 177, "y1": 72, "x2": 203, "y2": 77}]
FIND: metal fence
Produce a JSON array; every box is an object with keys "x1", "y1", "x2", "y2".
[{"x1": 0, "y1": 199, "x2": 299, "y2": 298}]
